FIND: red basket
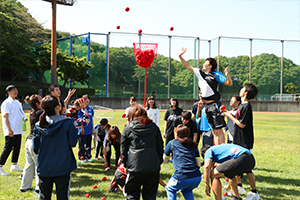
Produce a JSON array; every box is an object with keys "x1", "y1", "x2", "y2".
[
  {"x1": 133, "y1": 43, "x2": 158, "y2": 69},
  {"x1": 133, "y1": 43, "x2": 158, "y2": 107}
]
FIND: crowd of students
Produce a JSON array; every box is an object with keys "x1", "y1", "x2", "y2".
[{"x1": 0, "y1": 48, "x2": 261, "y2": 200}]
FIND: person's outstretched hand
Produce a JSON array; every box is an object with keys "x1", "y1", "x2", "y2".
[{"x1": 179, "y1": 47, "x2": 187, "y2": 57}]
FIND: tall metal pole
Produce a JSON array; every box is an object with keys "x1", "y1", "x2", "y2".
[
  {"x1": 249, "y1": 39, "x2": 252, "y2": 83},
  {"x1": 217, "y1": 37, "x2": 220, "y2": 72},
  {"x1": 50, "y1": 1, "x2": 57, "y2": 84},
  {"x1": 280, "y1": 40, "x2": 284, "y2": 101},
  {"x1": 69, "y1": 35, "x2": 73, "y2": 88},
  {"x1": 208, "y1": 40, "x2": 211, "y2": 57},
  {"x1": 168, "y1": 36, "x2": 171, "y2": 99},
  {"x1": 106, "y1": 33, "x2": 110, "y2": 97},
  {"x1": 138, "y1": 34, "x2": 142, "y2": 98},
  {"x1": 87, "y1": 32, "x2": 91, "y2": 88}
]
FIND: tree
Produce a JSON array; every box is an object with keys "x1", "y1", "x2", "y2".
[
  {"x1": 0, "y1": 0, "x2": 48, "y2": 81},
  {"x1": 284, "y1": 83, "x2": 299, "y2": 94},
  {"x1": 56, "y1": 51, "x2": 93, "y2": 87}
]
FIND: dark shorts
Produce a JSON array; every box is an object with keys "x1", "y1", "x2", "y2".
[
  {"x1": 216, "y1": 153, "x2": 255, "y2": 179},
  {"x1": 205, "y1": 101, "x2": 226, "y2": 129},
  {"x1": 202, "y1": 131, "x2": 213, "y2": 146}
]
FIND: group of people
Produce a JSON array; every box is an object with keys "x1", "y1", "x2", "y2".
[{"x1": 0, "y1": 47, "x2": 261, "y2": 200}]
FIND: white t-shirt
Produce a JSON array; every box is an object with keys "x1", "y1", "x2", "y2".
[
  {"x1": 147, "y1": 108, "x2": 160, "y2": 127},
  {"x1": 1, "y1": 97, "x2": 27, "y2": 136}
]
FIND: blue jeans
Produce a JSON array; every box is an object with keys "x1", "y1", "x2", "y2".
[{"x1": 166, "y1": 175, "x2": 201, "y2": 200}]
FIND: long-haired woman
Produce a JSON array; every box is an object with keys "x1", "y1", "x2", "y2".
[
  {"x1": 145, "y1": 96, "x2": 160, "y2": 127},
  {"x1": 20, "y1": 94, "x2": 43, "y2": 193},
  {"x1": 121, "y1": 104, "x2": 164, "y2": 199},
  {"x1": 103, "y1": 126, "x2": 121, "y2": 171},
  {"x1": 32, "y1": 95, "x2": 78, "y2": 199}
]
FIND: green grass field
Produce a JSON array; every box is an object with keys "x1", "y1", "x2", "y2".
[{"x1": 0, "y1": 110, "x2": 299, "y2": 200}]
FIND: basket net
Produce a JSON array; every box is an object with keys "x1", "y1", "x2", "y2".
[{"x1": 133, "y1": 43, "x2": 158, "y2": 69}]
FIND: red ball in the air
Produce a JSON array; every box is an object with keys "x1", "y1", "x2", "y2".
[
  {"x1": 223, "y1": 192, "x2": 228, "y2": 197},
  {"x1": 138, "y1": 29, "x2": 142, "y2": 34},
  {"x1": 80, "y1": 156, "x2": 85, "y2": 160},
  {"x1": 116, "y1": 25, "x2": 120, "y2": 29},
  {"x1": 125, "y1": 7, "x2": 130, "y2": 12},
  {"x1": 170, "y1": 27, "x2": 174, "y2": 31}
]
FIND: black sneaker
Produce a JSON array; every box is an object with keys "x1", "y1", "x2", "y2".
[
  {"x1": 226, "y1": 196, "x2": 242, "y2": 200},
  {"x1": 20, "y1": 188, "x2": 33, "y2": 193}
]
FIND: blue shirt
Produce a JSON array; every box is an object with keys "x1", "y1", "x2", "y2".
[
  {"x1": 164, "y1": 139, "x2": 201, "y2": 180},
  {"x1": 199, "y1": 105, "x2": 212, "y2": 131},
  {"x1": 78, "y1": 105, "x2": 94, "y2": 135},
  {"x1": 204, "y1": 144, "x2": 251, "y2": 164}
]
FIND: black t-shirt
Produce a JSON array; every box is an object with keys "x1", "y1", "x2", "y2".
[
  {"x1": 164, "y1": 108, "x2": 183, "y2": 137},
  {"x1": 27, "y1": 109, "x2": 44, "y2": 140},
  {"x1": 233, "y1": 102, "x2": 254, "y2": 150},
  {"x1": 173, "y1": 117, "x2": 198, "y2": 140},
  {"x1": 192, "y1": 101, "x2": 199, "y2": 115}
]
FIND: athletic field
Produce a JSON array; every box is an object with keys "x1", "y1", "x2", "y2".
[{"x1": 0, "y1": 110, "x2": 299, "y2": 200}]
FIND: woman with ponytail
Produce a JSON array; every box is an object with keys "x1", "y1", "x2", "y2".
[
  {"x1": 32, "y1": 95, "x2": 78, "y2": 200},
  {"x1": 163, "y1": 124, "x2": 202, "y2": 200},
  {"x1": 121, "y1": 104, "x2": 163, "y2": 200},
  {"x1": 20, "y1": 95, "x2": 43, "y2": 193}
]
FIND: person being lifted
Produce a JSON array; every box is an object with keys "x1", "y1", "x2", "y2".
[{"x1": 179, "y1": 47, "x2": 232, "y2": 145}]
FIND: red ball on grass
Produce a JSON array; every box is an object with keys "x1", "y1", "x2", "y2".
[
  {"x1": 125, "y1": 7, "x2": 130, "y2": 12},
  {"x1": 138, "y1": 29, "x2": 142, "y2": 34},
  {"x1": 102, "y1": 177, "x2": 107, "y2": 181},
  {"x1": 92, "y1": 185, "x2": 97, "y2": 189},
  {"x1": 85, "y1": 193, "x2": 90, "y2": 197},
  {"x1": 101, "y1": 197, "x2": 106, "y2": 200}
]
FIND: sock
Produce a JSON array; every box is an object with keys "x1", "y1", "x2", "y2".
[
  {"x1": 251, "y1": 189, "x2": 257, "y2": 193},
  {"x1": 237, "y1": 184, "x2": 243, "y2": 187}
]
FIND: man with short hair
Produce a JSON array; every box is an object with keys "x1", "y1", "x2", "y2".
[
  {"x1": 179, "y1": 48, "x2": 232, "y2": 145},
  {"x1": 224, "y1": 95, "x2": 241, "y2": 144},
  {"x1": 48, "y1": 84, "x2": 76, "y2": 106},
  {"x1": 173, "y1": 110, "x2": 198, "y2": 143},
  {"x1": 201, "y1": 144, "x2": 256, "y2": 200},
  {"x1": 0, "y1": 85, "x2": 28, "y2": 175}
]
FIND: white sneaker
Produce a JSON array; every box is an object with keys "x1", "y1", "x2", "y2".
[
  {"x1": 10, "y1": 164, "x2": 23, "y2": 172},
  {"x1": 228, "y1": 186, "x2": 247, "y2": 196},
  {"x1": 243, "y1": 191, "x2": 260, "y2": 200},
  {"x1": 0, "y1": 167, "x2": 9, "y2": 175}
]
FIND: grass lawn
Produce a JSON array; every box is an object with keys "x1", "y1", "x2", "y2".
[{"x1": 0, "y1": 110, "x2": 299, "y2": 200}]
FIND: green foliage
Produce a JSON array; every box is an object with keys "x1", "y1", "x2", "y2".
[
  {"x1": 0, "y1": 0, "x2": 48, "y2": 81},
  {"x1": 0, "y1": 84, "x2": 49, "y2": 99},
  {"x1": 284, "y1": 83, "x2": 299, "y2": 94},
  {"x1": 74, "y1": 88, "x2": 95, "y2": 96},
  {"x1": 56, "y1": 51, "x2": 93, "y2": 87}
]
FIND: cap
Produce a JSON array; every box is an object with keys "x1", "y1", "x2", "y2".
[{"x1": 6, "y1": 85, "x2": 16, "y2": 92}]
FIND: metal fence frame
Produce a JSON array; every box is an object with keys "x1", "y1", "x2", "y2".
[{"x1": 39, "y1": 32, "x2": 300, "y2": 101}]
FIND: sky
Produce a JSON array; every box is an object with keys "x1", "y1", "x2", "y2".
[{"x1": 18, "y1": 0, "x2": 300, "y2": 64}]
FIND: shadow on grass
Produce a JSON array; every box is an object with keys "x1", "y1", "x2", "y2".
[
  {"x1": 255, "y1": 167, "x2": 280, "y2": 173},
  {"x1": 255, "y1": 174, "x2": 300, "y2": 200}
]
